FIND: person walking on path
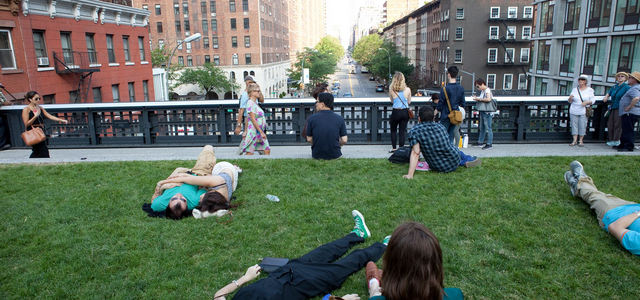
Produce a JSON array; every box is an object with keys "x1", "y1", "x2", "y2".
[
  {"x1": 436, "y1": 66, "x2": 465, "y2": 145},
  {"x1": 235, "y1": 76, "x2": 263, "y2": 136},
  {"x1": 564, "y1": 161, "x2": 640, "y2": 255},
  {"x1": 388, "y1": 72, "x2": 412, "y2": 153},
  {"x1": 617, "y1": 71, "x2": 640, "y2": 152},
  {"x1": 238, "y1": 83, "x2": 270, "y2": 155},
  {"x1": 472, "y1": 78, "x2": 495, "y2": 150},
  {"x1": 567, "y1": 74, "x2": 595, "y2": 147},
  {"x1": 602, "y1": 72, "x2": 630, "y2": 147},
  {"x1": 21, "y1": 91, "x2": 68, "y2": 158}
]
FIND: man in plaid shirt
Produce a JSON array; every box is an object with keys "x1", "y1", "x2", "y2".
[{"x1": 404, "y1": 106, "x2": 481, "y2": 178}]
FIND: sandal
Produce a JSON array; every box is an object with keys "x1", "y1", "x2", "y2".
[
  {"x1": 569, "y1": 142, "x2": 577, "y2": 146},
  {"x1": 578, "y1": 143, "x2": 584, "y2": 147}
]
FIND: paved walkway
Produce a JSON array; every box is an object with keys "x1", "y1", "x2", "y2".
[{"x1": 0, "y1": 143, "x2": 638, "y2": 164}]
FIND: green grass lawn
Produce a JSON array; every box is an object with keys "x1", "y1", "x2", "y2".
[{"x1": 1, "y1": 156, "x2": 640, "y2": 299}]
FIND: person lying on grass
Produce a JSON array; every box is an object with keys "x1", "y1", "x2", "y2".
[
  {"x1": 150, "y1": 145, "x2": 240, "y2": 219},
  {"x1": 213, "y1": 210, "x2": 389, "y2": 300}
]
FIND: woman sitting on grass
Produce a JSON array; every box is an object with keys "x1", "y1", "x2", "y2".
[{"x1": 365, "y1": 222, "x2": 463, "y2": 300}]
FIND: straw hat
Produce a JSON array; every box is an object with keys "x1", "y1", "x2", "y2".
[
  {"x1": 615, "y1": 71, "x2": 629, "y2": 78},
  {"x1": 628, "y1": 71, "x2": 640, "y2": 82}
]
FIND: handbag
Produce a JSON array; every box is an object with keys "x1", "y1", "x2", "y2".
[
  {"x1": 21, "y1": 126, "x2": 46, "y2": 146},
  {"x1": 576, "y1": 88, "x2": 593, "y2": 118},
  {"x1": 388, "y1": 146, "x2": 411, "y2": 164},
  {"x1": 442, "y1": 82, "x2": 462, "y2": 125}
]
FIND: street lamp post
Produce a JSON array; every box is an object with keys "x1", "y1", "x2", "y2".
[
  {"x1": 165, "y1": 33, "x2": 201, "y2": 100},
  {"x1": 377, "y1": 48, "x2": 391, "y2": 80},
  {"x1": 459, "y1": 69, "x2": 476, "y2": 95}
]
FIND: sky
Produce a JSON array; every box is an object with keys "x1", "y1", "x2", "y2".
[{"x1": 325, "y1": 0, "x2": 385, "y2": 48}]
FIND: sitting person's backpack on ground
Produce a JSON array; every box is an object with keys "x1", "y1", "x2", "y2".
[{"x1": 388, "y1": 146, "x2": 411, "y2": 164}]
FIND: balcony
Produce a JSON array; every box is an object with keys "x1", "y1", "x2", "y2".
[
  {"x1": 486, "y1": 37, "x2": 531, "y2": 44},
  {"x1": 486, "y1": 61, "x2": 530, "y2": 67},
  {"x1": 488, "y1": 14, "x2": 533, "y2": 22},
  {"x1": 53, "y1": 51, "x2": 101, "y2": 74}
]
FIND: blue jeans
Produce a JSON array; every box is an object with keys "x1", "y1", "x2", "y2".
[
  {"x1": 440, "y1": 118, "x2": 458, "y2": 145},
  {"x1": 457, "y1": 150, "x2": 476, "y2": 166},
  {"x1": 478, "y1": 112, "x2": 493, "y2": 145}
]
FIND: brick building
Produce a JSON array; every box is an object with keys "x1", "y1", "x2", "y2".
[
  {"x1": 135, "y1": 0, "x2": 290, "y2": 99},
  {"x1": 0, "y1": 0, "x2": 153, "y2": 103}
]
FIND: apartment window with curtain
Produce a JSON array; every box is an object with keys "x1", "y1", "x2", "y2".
[
  {"x1": 212, "y1": 19, "x2": 218, "y2": 32},
  {"x1": 230, "y1": 0, "x2": 236, "y2": 12},
  {"x1": 487, "y1": 74, "x2": 496, "y2": 89},
  {"x1": 174, "y1": 3, "x2": 180, "y2": 15},
  {"x1": 69, "y1": 90, "x2": 79, "y2": 103},
  {"x1": 112, "y1": 84, "x2": 120, "y2": 102},
  {"x1": 142, "y1": 80, "x2": 149, "y2": 102},
  {"x1": 187, "y1": 55, "x2": 193, "y2": 66},
  {"x1": 155, "y1": 4, "x2": 161, "y2": 15},
  {"x1": 505, "y1": 48, "x2": 515, "y2": 63},
  {"x1": 244, "y1": 18, "x2": 250, "y2": 29},
  {"x1": 42, "y1": 94, "x2": 55, "y2": 104},
  {"x1": 92, "y1": 87, "x2": 102, "y2": 103},
  {"x1": 582, "y1": 37, "x2": 607, "y2": 75},
  {"x1": 588, "y1": 0, "x2": 612, "y2": 28},
  {"x1": 138, "y1": 37, "x2": 146, "y2": 61},
  {"x1": 232, "y1": 54, "x2": 239, "y2": 65},
  {"x1": 564, "y1": 0, "x2": 581, "y2": 31},
  {"x1": 213, "y1": 36, "x2": 219, "y2": 48},
  {"x1": 128, "y1": 82, "x2": 135, "y2": 101},
  {"x1": 245, "y1": 53, "x2": 251, "y2": 64},
  {"x1": 506, "y1": 26, "x2": 516, "y2": 39},
  {"x1": 201, "y1": 1, "x2": 207, "y2": 17},
  {"x1": 503, "y1": 74, "x2": 513, "y2": 90},
  {"x1": 213, "y1": 55, "x2": 220, "y2": 65},
  {"x1": 123, "y1": 36, "x2": 131, "y2": 62},
  {"x1": 203, "y1": 37, "x2": 210, "y2": 48},
  {"x1": 231, "y1": 18, "x2": 237, "y2": 30},
  {"x1": 537, "y1": 40, "x2": 551, "y2": 71},
  {"x1": 489, "y1": 26, "x2": 499, "y2": 39},
  {"x1": 540, "y1": 1, "x2": 554, "y2": 33},
  {"x1": 518, "y1": 74, "x2": 528, "y2": 90},
  {"x1": 0, "y1": 30, "x2": 16, "y2": 69},
  {"x1": 560, "y1": 39, "x2": 577, "y2": 73},
  {"x1": 210, "y1": 0, "x2": 216, "y2": 13},
  {"x1": 184, "y1": 20, "x2": 190, "y2": 32},
  {"x1": 33, "y1": 31, "x2": 48, "y2": 65},
  {"x1": 231, "y1": 36, "x2": 237, "y2": 48},
  {"x1": 106, "y1": 34, "x2": 116, "y2": 63},
  {"x1": 60, "y1": 32, "x2": 73, "y2": 64},
  {"x1": 205, "y1": 55, "x2": 211, "y2": 63},
  {"x1": 202, "y1": 20, "x2": 209, "y2": 35},
  {"x1": 86, "y1": 33, "x2": 97, "y2": 64},
  {"x1": 182, "y1": 2, "x2": 189, "y2": 16},
  {"x1": 608, "y1": 35, "x2": 639, "y2": 74},
  {"x1": 614, "y1": 0, "x2": 640, "y2": 26},
  {"x1": 178, "y1": 56, "x2": 184, "y2": 65},
  {"x1": 523, "y1": 6, "x2": 533, "y2": 18},
  {"x1": 508, "y1": 7, "x2": 517, "y2": 18},
  {"x1": 242, "y1": 0, "x2": 248, "y2": 11},
  {"x1": 244, "y1": 36, "x2": 250, "y2": 47},
  {"x1": 520, "y1": 48, "x2": 530, "y2": 63},
  {"x1": 175, "y1": 21, "x2": 181, "y2": 33}
]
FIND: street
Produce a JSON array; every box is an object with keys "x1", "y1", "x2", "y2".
[{"x1": 329, "y1": 60, "x2": 385, "y2": 98}]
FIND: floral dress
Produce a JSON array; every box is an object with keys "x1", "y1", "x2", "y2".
[{"x1": 238, "y1": 99, "x2": 270, "y2": 154}]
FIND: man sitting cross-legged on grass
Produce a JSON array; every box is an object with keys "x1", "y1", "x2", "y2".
[
  {"x1": 213, "y1": 210, "x2": 389, "y2": 300},
  {"x1": 564, "y1": 161, "x2": 640, "y2": 255},
  {"x1": 404, "y1": 106, "x2": 481, "y2": 178},
  {"x1": 150, "y1": 145, "x2": 240, "y2": 219}
]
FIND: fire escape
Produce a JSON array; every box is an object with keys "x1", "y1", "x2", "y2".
[{"x1": 53, "y1": 51, "x2": 101, "y2": 103}]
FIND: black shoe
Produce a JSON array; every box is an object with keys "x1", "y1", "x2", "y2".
[
  {"x1": 0, "y1": 144, "x2": 10, "y2": 151},
  {"x1": 617, "y1": 148, "x2": 633, "y2": 152},
  {"x1": 482, "y1": 144, "x2": 493, "y2": 150}
]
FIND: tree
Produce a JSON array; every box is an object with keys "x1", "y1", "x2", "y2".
[
  {"x1": 315, "y1": 36, "x2": 344, "y2": 64},
  {"x1": 368, "y1": 41, "x2": 414, "y2": 83},
  {"x1": 172, "y1": 63, "x2": 239, "y2": 99},
  {"x1": 150, "y1": 47, "x2": 169, "y2": 68},
  {"x1": 352, "y1": 34, "x2": 383, "y2": 66},
  {"x1": 288, "y1": 48, "x2": 337, "y2": 86}
]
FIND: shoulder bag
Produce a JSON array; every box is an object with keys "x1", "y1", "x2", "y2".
[
  {"x1": 395, "y1": 90, "x2": 414, "y2": 119},
  {"x1": 577, "y1": 88, "x2": 593, "y2": 118},
  {"x1": 442, "y1": 83, "x2": 462, "y2": 125}
]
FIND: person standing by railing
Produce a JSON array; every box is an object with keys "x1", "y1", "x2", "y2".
[
  {"x1": 602, "y1": 72, "x2": 630, "y2": 147},
  {"x1": 21, "y1": 91, "x2": 68, "y2": 158},
  {"x1": 567, "y1": 75, "x2": 594, "y2": 147},
  {"x1": 388, "y1": 72, "x2": 412, "y2": 153},
  {"x1": 238, "y1": 83, "x2": 270, "y2": 155},
  {"x1": 436, "y1": 66, "x2": 465, "y2": 145},
  {"x1": 472, "y1": 78, "x2": 495, "y2": 150},
  {"x1": 617, "y1": 71, "x2": 640, "y2": 152}
]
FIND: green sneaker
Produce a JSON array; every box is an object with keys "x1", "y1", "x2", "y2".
[
  {"x1": 351, "y1": 210, "x2": 371, "y2": 239},
  {"x1": 382, "y1": 235, "x2": 391, "y2": 246}
]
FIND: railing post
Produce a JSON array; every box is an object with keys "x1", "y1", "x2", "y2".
[
  {"x1": 218, "y1": 107, "x2": 228, "y2": 143},
  {"x1": 371, "y1": 104, "x2": 379, "y2": 142},
  {"x1": 298, "y1": 104, "x2": 306, "y2": 143},
  {"x1": 142, "y1": 109, "x2": 152, "y2": 145},
  {"x1": 516, "y1": 102, "x2": 527, "y2": 141},
  {"x1": 87, "y1": 110, "x2": 97, "y2": 145}
]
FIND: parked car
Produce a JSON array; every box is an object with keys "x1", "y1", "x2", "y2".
[
  {"x1": 376, "y1": 85, "x2": 385, "y2": 92},
  {"x1": 361, "y1": 66, "x2": 369, "y2": 73},
  {"x1": 343, "y1": 93, "x2": 353, "y2": 98},
  {"x1": 369, "y1": 76, "x2": 375, "y2": 81}
]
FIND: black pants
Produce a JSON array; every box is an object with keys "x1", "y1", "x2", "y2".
[
  {"x1": 619, "y1": 113, "x2": 638, "y2": 150},
  {"x1": 233, "y1": 233, "x2": 386, "y2": 300},
  {"x1": 390, "y1": 109, "x2": 409, "y2": 149},
  {"x1": 30, "y1": 139, "x2": 50, "y2": 158}
]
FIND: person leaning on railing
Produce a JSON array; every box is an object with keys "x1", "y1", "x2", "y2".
[{"x1": 616, "y1": 71, "x2": 640, "y2": 152}]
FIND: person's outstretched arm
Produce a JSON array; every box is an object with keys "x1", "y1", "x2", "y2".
[
  {"x1": 158, "y1": 174, "x2": 225, "y2": 188},
  {"x1": 608, "y1": 211, "x2": 640, "y2": 242},
  {"x1": 214, "y1": 265, "x2": 261, "y2": 300}
]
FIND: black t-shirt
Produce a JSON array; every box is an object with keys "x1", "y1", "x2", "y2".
[{"x1": 306, "y1": 110, "x2": 347, "y2": 159}]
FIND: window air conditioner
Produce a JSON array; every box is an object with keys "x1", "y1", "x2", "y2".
[{"x1": 37, "y1": 57, "x2": 49, "y2": 66}]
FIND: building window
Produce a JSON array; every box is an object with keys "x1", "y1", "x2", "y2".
[
  {"x1": 112, "y1": 84, "x2": 120, "y2": 102},
  {"x1": 614, "y1": 0, "x2": 640, "y2": 26},
  {"x1": 231, "y1": 36, "x2": 237, "y2": 48},
  {"x1": 128, "y1": 82, "x2": 135, "y2": 101},
  {"x1": 231, "y1": 18, "x2": 237, "y2": 30},
  {"x1": 42, "y1": 94, "x2": 55, "y2": 104},
  {"x1": 487, "y1": 74, "x2": 496, "y2": 89},
  {"x1": 158, "y1": 39, "x2": 165, "y2": 48},
  {"x1": 142, "y1": 4, "x2": 148, "y2": 10},
  {"x1": 33, "y1": 31, "x2": 48, "y2": 66},
  {"x1": 156, "y1": 22, "x2": 163, "y2": 33},
  {"x1": 242, "y1": 0, "x2": 248, "y2": 11},
  {"x1": 186, "y1": 42, "x2": 192, "y2": 51},
  {"x1": 230, "y1": 0, "x2": 236, "y2": 12},
  {"x1": 201, "y1": 1, "x2": 207, "y2": 17},
  {"x1": 245, "y1": 53, "x2": 251, "y2": 64},
  {"x1": 523, "y1": 6, "x2": 533, "y2": 18},
  {"x1": 232, "y1": 54, "x2": 239, "y2": 65},
  {"x1": 86, "y1": 33, "x2": 97, "y2": 64},
  {"x1": 92, "y1": 87, "x2": 102, "y2": 103},
  {"x1": 202, "y1": 20, "x2": 209, "y2": 35},
  {"x1": 69, "y1": 90, "x2": 79, "y2": 103},
  {"x1": 60, "y1": 32, "x2": 73, "y2": 64},
  {"x1": 520, "y1": 48, "x2": 530, "y2": 63},
  {"x1": 138, "y1": 37, "x2": 146, "y2": 61},
  {"x1": 143, "y1": 80, "x2": 149, "y2": 102},
  {"x1": 503, "y1": 74, "x2": 513, "y2": 90},
  {"x1": 0, "y1": 30, "x2": 16, "y2": 69},
  {"x1": 123, "y1": 36, "x2": 131, "y2": 62},
  {"x1": 560, "y1": 39, "x2": 577, "y2": 73},
  {"x1": 489, "y1": 26, "x2": 499, "y2": 39},
  {"x1": 508, "y1": 7, "x2": 517, "y2": 18},
  {"x1": 106, "y1": 34, "x2": 116, "y2": 63},
  {"x1": 588, "y1": 0, "x2": 612, "y2": 28},
  {"x1": 184, "y1": 20, "x2": 190, "y2": 32},
  {"x1": 583, "y1": 37, "x2": 607, "y2": 75},
  {"x1": 213, "y1": 55, "x2": 220, "y2": 65},
  {"x1": 174, "y1": 3, "x2": 180, "y2": 15},
  {"x1": 518, "y1": 74, "x2": 528, "y2": 90},
  {"x1": 210, "y1": 0, "x2": 216, "y2": 13},
  {"x1": 212, "y1": 19, "x2": 218, "y2": 32},
  {"x1": 456, "y1": 8, "x2": 464, "y2": 19},
  {"x1": 205, "y1": 55, "x2": 211, "y2": 63},
  {"x1": 505, "y1": 48, "x2": 515, "y2": 63},
  {"x1": 488, "y1": 48, "x2": 498, "y2": 63},
  {"x1": 540, "y1": 1, "x2": 555, "y2": 32},
  {"x1": 244, "y1": 36, "x2": 250, "y2": 47},
  {"x1": 175, "y1": 21, "x2": 181, "y2": 33},
  {"x1": 178, "y1": 56, "x2": 184, "y2": 66},
  {"x1": 244, "y1": 18, "x2": 250, "y2": 29},
  {"x1": 490, "y1": 7, "x2": 500, "y2": 18},
  {"x1": 522, "y1": 26, "x2": 532, "y2": 39},
  {"x1": 506, "y1": 26, "x2": 516, "y2": 39},
  {"x1": 187, "y1": 56, "x2": 193, "y2": 66},
  {"x1": 537, "y1": 40, "x2": 551, "y2": 71},
  {"x1": 454, "y1": 49, "x2": 462, "y2": 63},
  {"x1": 608, "y1": 35, "x2": 639, "y2": 74},
  {"x1": 155, "y1": 4, "x2": 161, "y2": 15},
  {"x1": 203, "y1": 37, "x2": 210, "y2": 48},
  {"x1": 455, "y1": 27, "x2": 463, "y2": 40},
  {"x1": 182, "y1": 2, "x2": 189, "y2": 16},
  {"x1": 565, "y1": 0, "x2": 581, "y2": 31},
  {"x1": 212, "y1": 36, "x2": 219, "y2": 48}
]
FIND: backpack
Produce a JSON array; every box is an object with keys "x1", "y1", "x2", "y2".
[{"x1": 388, "y1": 146, "x2": 411, "y2": 164}]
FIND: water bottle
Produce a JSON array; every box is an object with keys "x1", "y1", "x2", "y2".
[
  {"x1": 463, "y1": 134, "x2": 469, "y2": 148},
  {"x1": 266, "y1": 194, "x2": 280, "y2": 202}
]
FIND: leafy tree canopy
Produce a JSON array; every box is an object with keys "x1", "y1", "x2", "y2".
[
  {"x1": 352, "y1": 34, "x2": 383, "y2": 66},
  {"x1": 315, "y1": 36, "x2": 344, "y2": 64},
  {"x1": 288, "y1": 47, "x2": 337, "y2": 86},
  {"x1": 172, "y1": 63, "x2": 239, "y2": 97},
  {"x1": 368, "y1": 41, "x2": 414, "y2": 82},
  {"x1": 150, "y1": 47, "x2": 169, "y2": 68}
]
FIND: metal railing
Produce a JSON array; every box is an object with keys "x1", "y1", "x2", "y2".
[{"x1": 1, "y1": 96, "x2": 636, "y2": 148}]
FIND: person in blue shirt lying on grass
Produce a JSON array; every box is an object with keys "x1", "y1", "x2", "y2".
[{"x1": 564, "y1": 161, "x2": 640, "y2": 255}]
